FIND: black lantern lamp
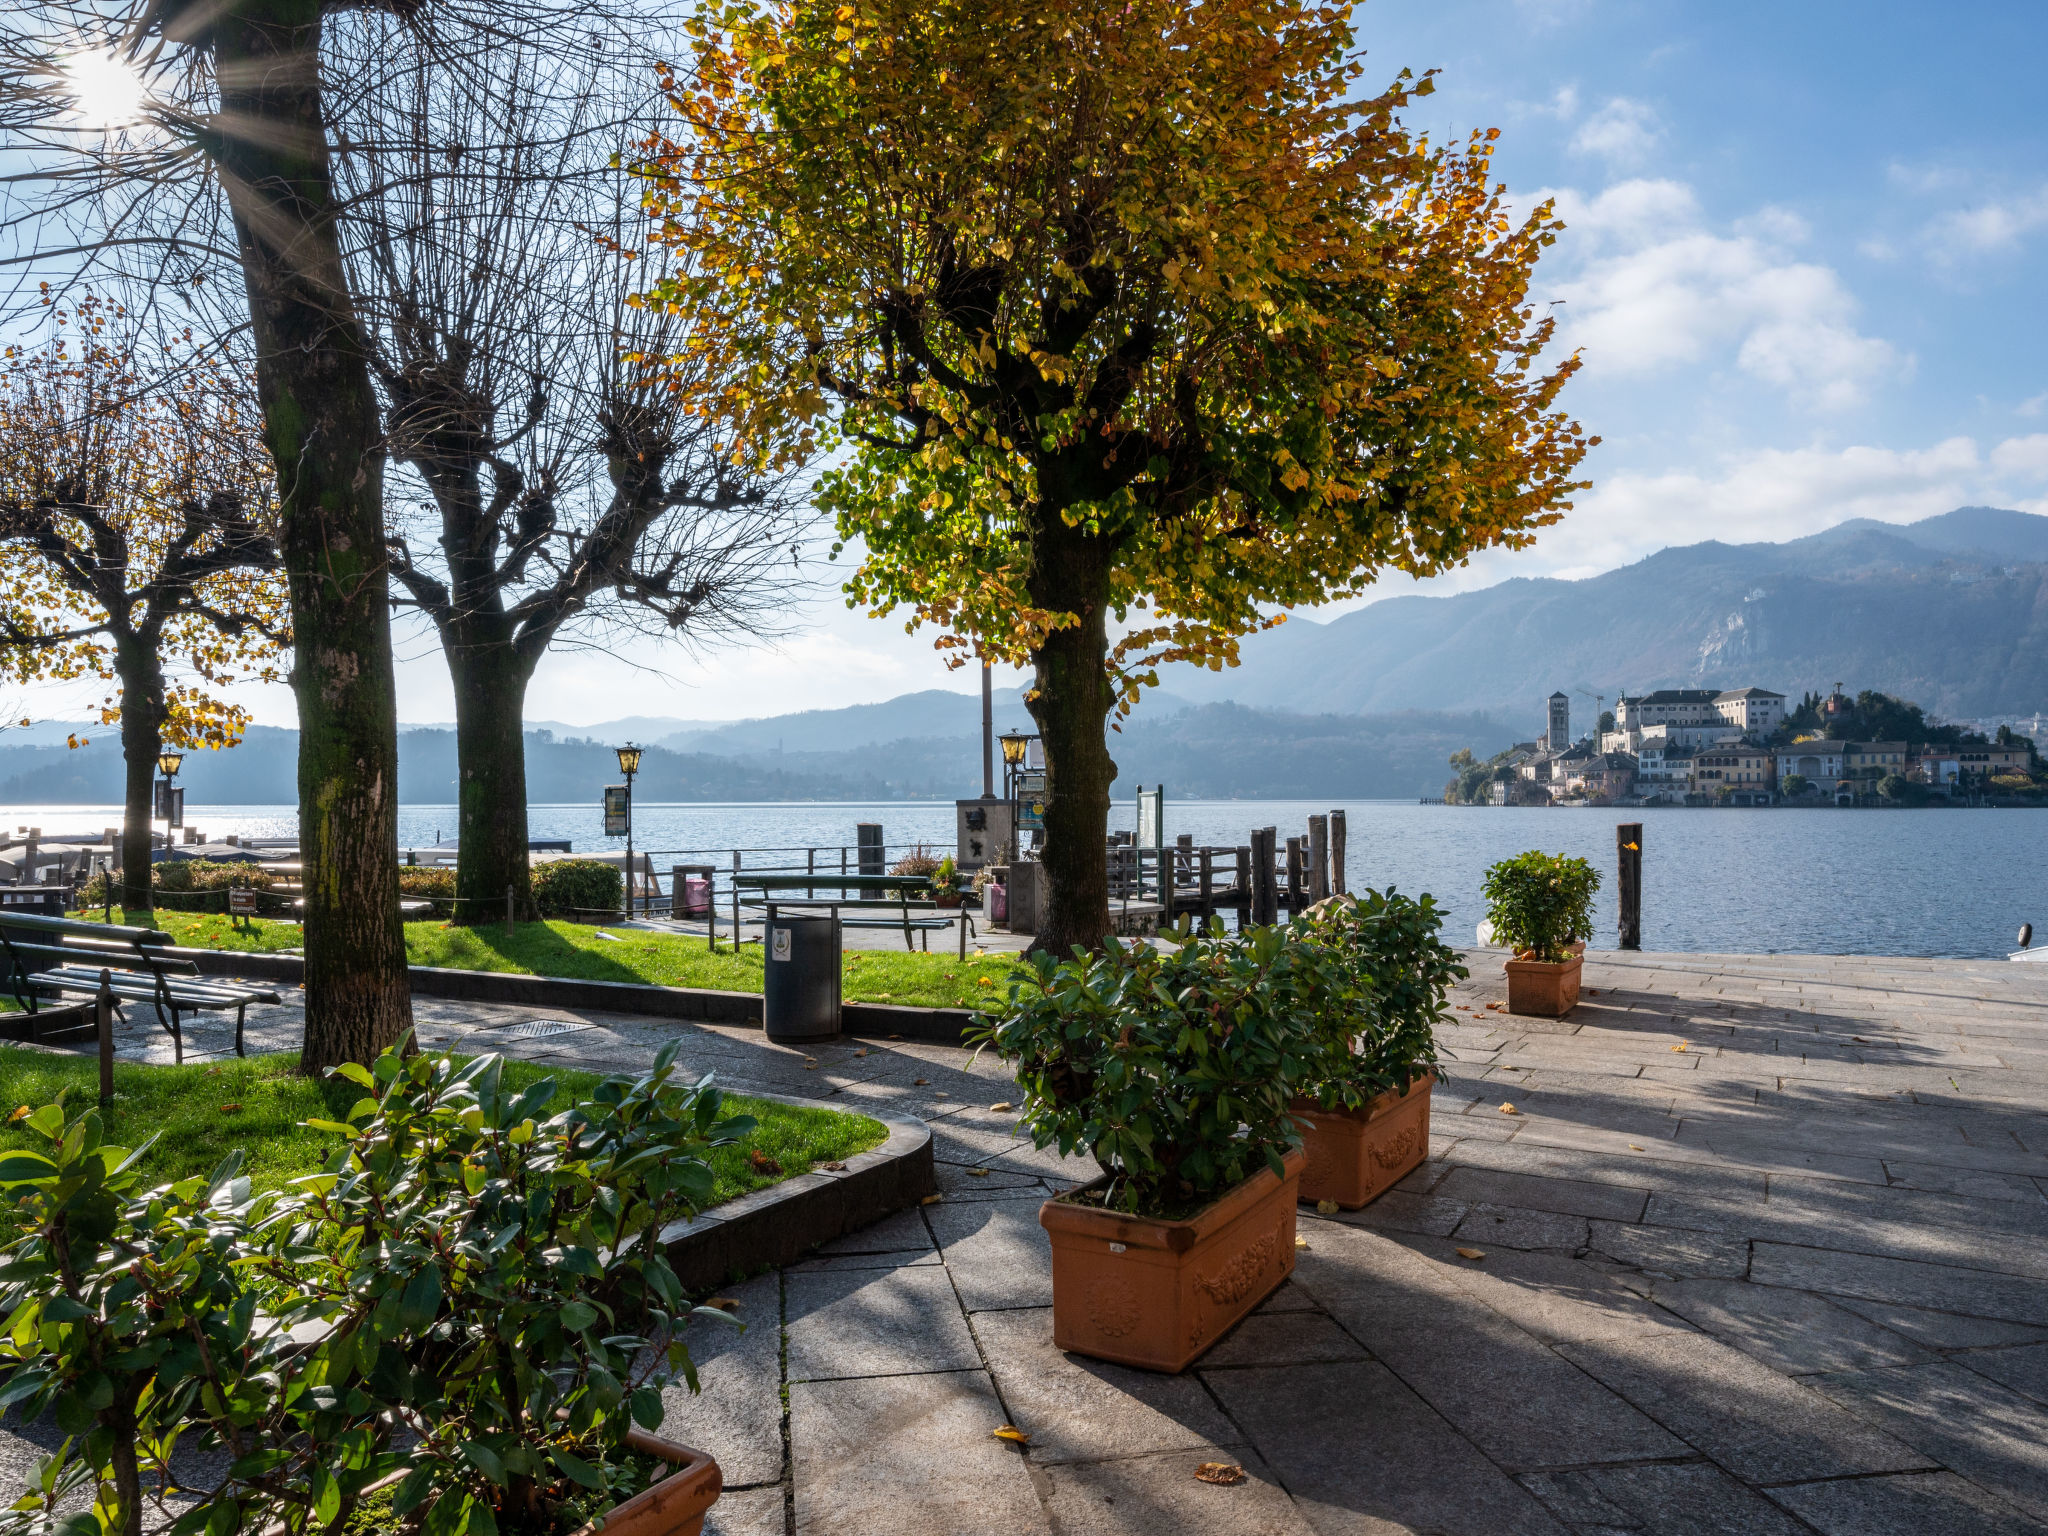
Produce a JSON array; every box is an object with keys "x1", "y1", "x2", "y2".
[{"x1": 613, "y1": 744, "x2": 642, "y2": 916}]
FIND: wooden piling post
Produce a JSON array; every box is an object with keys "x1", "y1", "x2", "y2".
[
  {"x1": 1159, "y1": 844, "x2": 1175, "y2": 924},
  {"x1": 97, "y1": 969, "x2": 114, "y2": 1108},
  {"x1": 1199, "y1": 847, "x2": 1214, "y2": 920},
  {"x1": 1330, "y1": 810, "x2": 1347, "y2": 896},
  {"x1": 1284, "y1": 836, "x2": 1304, "y2": 916},
  {"x1": 1307, "y1": 815, "x2": 1329, "y2": 903},
  {"x1": 1251, "y1": 829, "x2": 1277, "y2": 925},
  {"x1": 1617, "y1": 822, "x2": 1643, "y2": 951},
  {"x1": 1236, "y1": 845, "x2": 1253, "y2": 927}
]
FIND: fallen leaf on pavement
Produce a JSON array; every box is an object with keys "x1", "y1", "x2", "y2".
[
  {"x1": 921, "y1": 1194, "x2": 943, "y2": 1205},
  {"x1": 1455, "y1": 1248, "x2": 1486, "y2": 1261},
  {"x1": 1498, "y1": 1102, "x2": 1519, "y2": 1115},
  {"x1": 1628, "y1": 1144, "x2": 1644, "y2": 1151},
  {"x1": 913, "y1": 1078, "x2": 929, "y2": 1086},
  {"x1": 1671, "y1": 1042, "x2": 1688, "y2": 1052},
  {"x1": 966, "y1": 1168, "x2": 990, "y2": 1178},
  {"x1": 989, "y1": 1101, "x2": 1013, "y2": 1112},
  {"x1": 889, "y1": 1033, "x2": 903, "y2": 1040},
  {"x1": 1315, "y1": 1199, "x2": 1339, "y2": 1215},
  {"x1": 1194, "y1": 1462, "x2": 1246, "y2": 1486},
  {"x1": 1294, "y1": 1236, "x2": 1309, "y2": 1249},
  {"x1": 706, "y1": 1296, "x2": 740, "y2": 1311},
  {"x1": 853, "y1": 1048, "x2": 868, "y2": 1057},
  {"x1": 820, "y1": 1161, "x2": 847, "y2": 1171},
  {"x1": 992, "y1": 1425, "x2": 1030, "y2": 1445}
]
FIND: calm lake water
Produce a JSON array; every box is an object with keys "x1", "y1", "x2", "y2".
[{"x1": 10, "y1": 798, "x2": 2042, "y2": 960}]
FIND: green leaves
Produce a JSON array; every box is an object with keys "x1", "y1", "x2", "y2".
[{"x1": 1482, "y1": 851, "x2": 1600, "y2": 963}]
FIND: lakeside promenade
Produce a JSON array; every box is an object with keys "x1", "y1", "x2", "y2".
[{"x1": 11, "y1": 948, "x2": 2048, "y2": 1533}]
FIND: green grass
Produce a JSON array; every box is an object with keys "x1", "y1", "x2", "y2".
[
  {"x1": 0, "y1": 1049, "x2": 886, "y2": 1206},
  {"x1": 78, "y1": 908, "x2": 1026, "y2": 1010}
]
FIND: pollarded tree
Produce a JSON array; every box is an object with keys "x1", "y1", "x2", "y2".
[
  {"x1": 631, "y1": 0, "x2": 1595, "y2": 951},
  {"x1": 0, "y1": 292, "x2": 287, "y2": 909}
]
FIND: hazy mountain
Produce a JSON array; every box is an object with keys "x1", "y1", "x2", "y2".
[{"x1": 1158, "y1": 506, "x2": 2048, "y2": 722}]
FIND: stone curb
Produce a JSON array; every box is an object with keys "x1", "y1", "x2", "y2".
[
  {"x1": 657, "y1": 1101, "x2": 935, "y2": 1292},
  {"x1": 166, "y1": 947, "x2": 978, "y2": 1044}
]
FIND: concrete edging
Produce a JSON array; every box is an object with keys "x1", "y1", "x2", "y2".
[
  {"x1": 659, "y1": 1101, "x2": 936, "y2": 1291},
  {"x1": 167, "y1": 947, "x2": 978, "y2": 1044}
]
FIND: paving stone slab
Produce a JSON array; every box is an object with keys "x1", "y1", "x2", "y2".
[
  {"x1": 1391, "y1": 1237, "x2": 1697, "y2": 1350},
  {"x1": 1431, "y1": 1165, "x2": 1650, "y2": 1221},
  {"x1": 1448, "y1": 1203, "x2": 1590, "y2": 1252},
  {"x1": 1207, "y1": 1361, "x2": 1570, "y2": 1536},
  {"x1": 814, "y1": 1206, "x2": 934, "y2": 1256},
  {"x1": 1518, "y1": 1461, "x2": 1814, "y2": 1535},
  {"x1": 1827, "y1": 1297, "x2": 2048, "y2": 1352},
  {"x1": 701, "y1": 1486, "x2": 786, "y2": 1536},
  {"x1": 1295, "y1": 1226, "x2": 1685, "y2": 1470},
  {"x1": 1749, "y1": 1241, "x2": 2048, "y2": 1324},
  {"x1": 1805, "y1": 1360, "x2": 2048, "y2": 1521},
  {"x1": 790, "y1": 1370, "x2": 1050, "y2": 1536},
  {"x1": 1643, "y1": 1277, "x2": 1936, "y2": 1375},
  {"x1": 970, "y1": 1308, "x2": 1240, "y2": 1465},
  {"x1": 1965, "y1": 1342, "x2": 2048, "y2": 1408},
  {"x1": 1556, "y1": 1332, "x2": 1934, "y2": 1485},
  {"x1": 1198, "y1": 1310, "x2": 1370, "y2": 1369},
  {"x1": 925, "y1": 1191, "x2": 1055, "y2": 1312},
  {"x1": 657, "y1": 1273, "x2": 784, "y2": 1488},
  {"x1": 1585, "y1": 1219, "x2": 1752, "y2": 1279},
  {"x1": 1039, "y1": 1445, "x2": 1319, "y2": 1536},
  {"x1": 1326, "y1": 1189, "x2": 1469, "y2": 1239},
  {"x1": 1767, "y1": 1471, "x2": 2048, "y2": 1536},
  {"x1": 784, "y1": 1264, "x2": 982, "y2": 1381}
]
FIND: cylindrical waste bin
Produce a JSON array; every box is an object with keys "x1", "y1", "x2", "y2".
[{"x1": 764, "y1": 909, "x2": 842, "y2": 1043}]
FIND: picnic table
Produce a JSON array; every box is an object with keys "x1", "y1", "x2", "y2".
[{"x1": 729, "y1": 872, "x2": 975, "y2": 956}]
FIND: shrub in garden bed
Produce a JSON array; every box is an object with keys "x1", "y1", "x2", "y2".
[
  {"x1": 531, "y1": 858, "x2": 624, "y2": 918},
  {"x1": 0, "y1": 1043, "x2": 745, "y2": 1536},
  {"x1": 398, "y1": 863, "x2": 459, "y2": 900}
]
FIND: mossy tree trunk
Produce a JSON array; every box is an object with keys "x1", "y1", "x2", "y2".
[
  {"x1": 447, "y1": 642, "x2": 539, "y2": 923},
  {"x1": 112, "y1": 633, "x2": 165, "y2": 912},
  {"x1": 208, "y1": 0, "x2": 413, "y2": 1071}
]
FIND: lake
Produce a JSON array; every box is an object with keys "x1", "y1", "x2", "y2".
[{"x1": 8, "y1": 798, "x2": 2040, "y2": 960}]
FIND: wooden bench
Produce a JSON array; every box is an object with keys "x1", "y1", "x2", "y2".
[
  {"x1": 730, "y1": 873, "x2": 976, "y2": 956},
  {"x1": 0, "y1": 911, "x2": 282, "y2": 1063}
]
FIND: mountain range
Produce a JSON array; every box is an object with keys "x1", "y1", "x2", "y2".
[{"x1": 4, "y1": 506, "x2": 2042, "y2": 804}]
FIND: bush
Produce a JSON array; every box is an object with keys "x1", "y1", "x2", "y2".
[
  {"x1": 1482, "y1": 850, "x2": 1599, "y2": 963},
  {"x1": 1879, "y1": 772, "x2": 1931, "y2": 804},
  {"x1": 531, "y1": 858, "x2": 623, "y2": 918},
  {"x1": 76, "y1": 859, "x2": 277, "y2": 909},
  {"x1": 889, "y1": 843, "x2": 939, "y2": 878},
  {"x1": 398, "y1": 862, "x2": 458, "y2": 899},
  {"x1": 0, "y1": 1045, "x2": 750, "y2": 1536},
  {"x1": 974, "y1": 926, "x2": 1340, "y2": 1218},
  {"x1": 1292, "y1": 890, "x2": 1463, "y2": 1110}
]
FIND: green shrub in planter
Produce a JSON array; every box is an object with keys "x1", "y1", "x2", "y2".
[
  {"x1": 1292, "y1": 889, "x2": 1463, "y2": 1110},
  {"x1": 531, "y1": 859, "x2": 623, "y2": 918},
  {"x1": 1481, "y1": 850, "x2": 1599, "y2": 962},
  {"x1": 397, "y1": 863, "x2": 459, "y2": 900},
  {"x1": 974, "y1": 926, "x2": 1343, "y2": 1218},
  {"x1": 0, "y1": 1043, "x2": 748, "y2": 1536}
]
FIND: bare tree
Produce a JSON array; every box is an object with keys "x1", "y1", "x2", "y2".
[{"x1": 326, "y1": 26, "x2": 812, "y2": 920}]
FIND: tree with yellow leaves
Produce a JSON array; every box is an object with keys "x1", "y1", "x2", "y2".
[
  {"x1": 0, "y1": 292, "x2": 288, "y2": 909},
  {"x1": 632, "y1": 0, "x2": 1594, "y2": 951}
]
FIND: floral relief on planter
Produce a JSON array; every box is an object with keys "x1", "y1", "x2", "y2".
[
  {"x1": 1040, "y1": 1148, "x2": 1304, "y2": 1373},
  {"x1": 1293, "y1": 1072, "x2": 1434, "y2": 1210}
]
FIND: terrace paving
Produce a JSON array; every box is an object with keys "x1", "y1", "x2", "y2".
[{"x1": 10, "y1": 947, "x2": 2048, "y2": 1534}]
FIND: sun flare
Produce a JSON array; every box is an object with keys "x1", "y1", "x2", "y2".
[{"x1": 63, "y1": 51, "x2": 148, "y2": 130}]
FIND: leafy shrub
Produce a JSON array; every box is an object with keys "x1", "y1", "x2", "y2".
[
  {"x1": 0, "y1": 1045, "x2": 748, "y2": 1536},
  {"x1": 398, "y1": 862, "x2": 458, "y2": 899},
  {"x1": 1989, "y1": 772, "x2": 2038, "y2": 794},
  {"x1": 1481, "y1": 850, "x2": 1599, "y2": 963},
  {"x1": 974, "y1": 926, "x2": 1342, "y2": 1218},
  {"x1": 154, "y1": 858, "x2": 277, "y2": 894},
  {"x1": 1293, "y1": 889, "x2": 1463, "y2": 1110},
  {"x1": 889, "y1": 844, "x2": 939, "y2": 877},
  {"x1": 531, "y1": 859, "x2": 623, "y2": 918}
]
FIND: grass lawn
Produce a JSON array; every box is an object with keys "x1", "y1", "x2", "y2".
[
  {"x1": 0, "y1": 1048, "x2": 886, "y2": 1205},
  {"x1": 77, "y1": 908, "x2": 1028, "y2": 1010}
]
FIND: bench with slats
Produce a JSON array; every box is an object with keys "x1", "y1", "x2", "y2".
[{"x1": 0, "y1": 910, "x2": 281, "y2": 1062}]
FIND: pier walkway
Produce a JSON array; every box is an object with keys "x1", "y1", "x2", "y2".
[{"x1": 10, "y1": 949, "x2": 2048, "y2": 1533}]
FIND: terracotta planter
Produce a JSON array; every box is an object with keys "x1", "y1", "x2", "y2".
[
  {"x1": 1504, "y1": 948, "x2": 1583, "y2": 1017},
  {"x1": 1292, "y1": 1072, "x2": 1434, "y2": 1210},
  {"x1": 1040, "y1": 1148, "x2": 1304, "y2": 1373},
  {"x1": 570, "y1": 1430, "x2": 722, "y2": 1536}
]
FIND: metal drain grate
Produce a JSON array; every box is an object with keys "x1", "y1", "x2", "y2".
[{"x1": 480, "y1": 1019, "x2": 593, "y2": 1041}]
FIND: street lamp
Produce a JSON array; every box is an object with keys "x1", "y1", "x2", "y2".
[
  {"x1": 614, "y1": 744, "x2": 642, "y2": 916},
  {"x1": 155, "y1": 751, "x2": 185, "y2": 838}
]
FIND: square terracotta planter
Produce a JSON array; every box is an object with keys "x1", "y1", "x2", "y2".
[
  {"x1": 1292, "y1": 1072, "x2": 1434, "y2": 1210},
  {"x1": 1504, "y1": 949, "x2": 1583, "y2": 1017},
  {"x1": 1040, "y1": 1148, "x2": 1304, "y2": 1373}
]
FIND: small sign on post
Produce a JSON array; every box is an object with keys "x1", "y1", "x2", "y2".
[
  {"x1": 228, "y1": 885, "x2": 259, "y2": 931},
  {"x1": 603, "y1": 785, "x2": 630, "y2": 838}
]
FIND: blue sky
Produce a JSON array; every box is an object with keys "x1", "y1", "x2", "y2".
[{"x1": 15, "y1": 0, "x2": 2048, "y2": 729}]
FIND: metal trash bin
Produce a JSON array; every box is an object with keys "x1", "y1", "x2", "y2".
[{"x1": 764, "y1": 910, "x2": 842, "y2": 1043}]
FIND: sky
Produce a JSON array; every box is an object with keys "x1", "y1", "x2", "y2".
[{"x1": 15, "y1": 0, "x2": 2048, "y2": 730}]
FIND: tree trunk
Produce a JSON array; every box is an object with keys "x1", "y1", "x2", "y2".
[
  {"x1": 113, "y1": 639, "x2": 163, "y2": 914},
  {"x1": 1023, "y1": 513, "x2": 1116, "y2": 955},
  {"x1": 449, "y1": 645, "x2": 537, "y2": 923},
  {"x1": 209, "y1": 5, "x2": 413, "y2": 1071}
]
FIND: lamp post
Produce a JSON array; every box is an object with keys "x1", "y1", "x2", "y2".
[
  {"x1": 156, "y1": 750, "x2": 184, "y2": 837},
  {"x1": 615, "y1": 744, "x2": 643, "y2": 916}
]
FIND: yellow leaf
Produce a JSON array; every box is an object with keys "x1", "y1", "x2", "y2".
[
  {"x1": 992, "y1": 1425, "x2": 1030, "y2": 1444},
  {"x1": 1455, "y1": 1247, "x2": 1486, "y2": 1261},
  {"x1": 1498, "y1": 1102, "x2": 1519, "y2": 1115},
  {"x1": 1671, "y1": 1043, "x2": 1688, "y2": 1053},
  {"x1": 1193, "y1": 1462, "x2": 1246, "y2": 1486},
  {"x1": 988, "y1": 1101, "x2": 1013, "y2": 1112},
  {"x1": 1314, "y1": 1199, "x2": 1339, "y2": 1215},
  {"x1": 921, "y1": 1194, "x2": 943, "y2": 1205},
  {"x1": 966, "y1": 1167, "x2": 990, "y2": 1178}
]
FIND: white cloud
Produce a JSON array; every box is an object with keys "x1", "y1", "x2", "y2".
[
  {"x1": 1923, "y1": 185, "x2": 2048, "y2": 258},
  {"x1": 1568, "y1": 97, "x2": 1662, "y2": 169},
  {"x1": 1545, "y1": 180, "x2": 1903, "y2": 410},
  {"x1": 2019, "y1": 392, "x2": 2048, "y2": 419}
]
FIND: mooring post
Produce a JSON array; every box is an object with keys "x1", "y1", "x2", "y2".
[
  {"x1": 1617, "y1": 821, "x2": 1643, "y2": 951},
  {"x1": 1251, "y1": 829, "x2": 1277, "y2": 925},
  {"x1": 1236, "y1": 845, "x2": 1253, "y2": 927},
  {"x1": 1330, "y1": 810, "x2": 1347, "y2": 896},
  {"x1": 97, "y1": 968, "x2": 114, "y2": 1108},
  {"x1": 1307, "y1": 815, "x2": 1329, "y2": 903},
  {"x1": 1284, "y1": 836, "x2": 1304, "y2": 916}
]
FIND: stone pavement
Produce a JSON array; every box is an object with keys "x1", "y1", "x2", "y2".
[{"x1": 14, "y1": 949, "x2": 2048, "y2": 1534}]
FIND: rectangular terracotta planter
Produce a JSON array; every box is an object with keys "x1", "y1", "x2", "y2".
[
  {"x1": 1504, "y1": 949, "x2": 1583, "y2": 1017},
  {"x1": 1293, "y1": 1072, "x2": 1433, "y2": 1210},
  {"x1": 571, "y1": 1430, "x2": 721, "y2": 1536},
  {"x1": 1040, "y1": 1148, "x2": 1304, "y2": 1373}
]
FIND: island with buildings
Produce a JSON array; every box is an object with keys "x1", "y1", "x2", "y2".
[{"x1": 1445, "y1": 686, "x2": 2044, "y2": 807}]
